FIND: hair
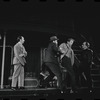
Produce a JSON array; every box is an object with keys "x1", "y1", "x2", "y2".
[
  {"x1": 67, "y1": 38, "x2": 75, "y2": 42},
  {"x1": 17, "y1": 36, "x2": 23, "y2": 42}
]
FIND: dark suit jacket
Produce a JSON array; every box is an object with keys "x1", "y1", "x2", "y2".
[
  {"x1": 44, "y1": 42, "x2": 59, "y2": 65},
  {"x1": 80, "y1": 48, "x2": 93, "y2": 65}
]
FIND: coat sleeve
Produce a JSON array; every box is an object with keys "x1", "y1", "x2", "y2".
[
  {"x1": 23, "y1": 47, "x2": 27, "y2": 57},
  {"x1": 19, "y1": 46, "x2": 27, "y2": 57},
  {"x1": 52, "y1": 43, "x2": 59, "y2": 52},
  {"x1": 59, "y1": 43, "x2": 68, "y2": 54},
  {"x1": 87, "y1": 49, "x2": 93, "y2": 64}
]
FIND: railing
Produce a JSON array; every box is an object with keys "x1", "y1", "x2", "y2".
[
  {"x1": 0, "y1": 45, "x2": 13, "y2": 65},
  {"x1": 0, "y1": 45, "x2": 13, "y2": 88}
]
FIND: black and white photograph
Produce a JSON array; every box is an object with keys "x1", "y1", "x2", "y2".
[{"x1": 0, "y1": 0, "x2": 100, "y2": 100}]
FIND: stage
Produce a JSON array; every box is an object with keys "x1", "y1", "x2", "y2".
[{"x1": 0, "y1": 87, "x2": 100, "y2": 100}]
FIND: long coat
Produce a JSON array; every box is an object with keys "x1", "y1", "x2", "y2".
[
  {"x1": 44, "y1": 42, "x2": 59, "y2": 65},
  {"x1": 59, "y1": 43, "x2": 74, "y2": 66}
]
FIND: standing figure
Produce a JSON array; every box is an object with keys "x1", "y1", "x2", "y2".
[
  {"x1": 78, "y1": 41, "x2": 93, "y2": 92},
  {"x1": 44, "y1": 36, "x2": 62, "y2": 90},
  {"x1": 11, "y1": 36, "x2": 27, "y2": 90},
  {"x1": 59, "y1": 38, "x2": 77, "y2": 93}
]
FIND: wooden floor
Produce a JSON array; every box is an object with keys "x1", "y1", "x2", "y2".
[{"x1": 0, "y1": 87, "x2": 100, "y2": 100}]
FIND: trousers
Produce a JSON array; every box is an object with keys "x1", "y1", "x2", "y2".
[
  {"x1": 11, "y1": 64, "x2": 24, "y2": 87},
  {"x1": 61, "y1": 56, "x2": 77, "y2": 91},
  {"x1": 45, "y1": 62, "x2": 62, "y2": 89}
]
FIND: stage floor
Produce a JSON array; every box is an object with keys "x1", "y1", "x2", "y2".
[{"x1": 0, "y1": 87, "x2": 100, "y2": 100}]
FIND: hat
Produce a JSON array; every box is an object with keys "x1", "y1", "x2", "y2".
[{"x1": 50, "y1": 36, "x2": 59, "y2": 41}]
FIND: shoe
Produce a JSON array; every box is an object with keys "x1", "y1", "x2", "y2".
[
  {"x1": 11, "y1": 87, "x2": 17, "y2": 91},
  {"x1": 19, "y1": 87, "x2": 25, "y2": 90},
  {"x1": 89, "y1": 90, "x2": 92, "y2": 93},
  {"x1": 70, "y1": 89, "x2": 78, "y2": 93},
  {"x1": 70, "y1": 89, "x2": 74, "y2": 93},
  {"x1": 39, "y1": 85, "x2": 45, "y2": 88},
  {"x1": 61, "y1": 90, "x2": 64, "y2": 93},
  {"x1": 88, "y1": 89, "x2": 92, "y2": 93}
]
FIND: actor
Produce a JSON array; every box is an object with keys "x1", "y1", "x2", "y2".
[
  {"x1": 44, "y1": 36, "x2": 62, "y2": 90},
  {"x1": 11, "y1": 36, "x2": 27, "y2": 90},
  {"x1": 59, "y1": 38, "x2": 77, "y2": 93}
]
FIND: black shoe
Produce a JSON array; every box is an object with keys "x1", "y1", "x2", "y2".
[
  {"x1": 19, "y1": 87, "x2": 25, "y2": 90},
  {"x1": 89, "y1": 90, "x2": 92, "y2": 93},
  {"x1": 71, "y1": 87, "x2": 78, "y2": 93},
  {"x1": 70, "y1": 89, "x2": 78, "y2": 93}
]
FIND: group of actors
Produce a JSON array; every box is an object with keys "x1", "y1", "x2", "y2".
[{"x1": 11, "y1": 35, "x2": 93, "y2": 93}]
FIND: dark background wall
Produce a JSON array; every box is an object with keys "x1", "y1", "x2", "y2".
[
  {"x1": 0, "y1": 0, "x2": 100, "y2": 51},
  {"x1": 0, "y1": 0, "x2": 100, "y2": 85}
]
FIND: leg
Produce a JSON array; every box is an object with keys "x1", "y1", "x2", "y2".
[
  {"x1": 61, "y1": 56, "x2": 77, "y2": 91},
  {"x1": 68, "y1": 68, "x2": 77, "y2": 91},
  {"x1": 18, "y1": 66, "x2": 24, "y2": 88},
  {"x1": 11, "y1": 64, "x2": 21, "y2": 88},
  {"x1": 45, "y1": 63, "x2": 62, "y2": 89},
  {"x1": 40, "y1": 63, "x2": 55, "y2": 87},
  {"x1": 73, "y1": 64, "x2": 81, "y2": 88},
  {"x1": 84, "y1": 67, "x2": 92, "y2": 90},
  {"x1": 43, "y1": 72, "x2": 55, "y2": 87}
]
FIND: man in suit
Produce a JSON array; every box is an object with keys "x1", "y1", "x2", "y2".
[
  {"x1": 11, "y1": 36, "x2": 27, "y2": 90},
  {"x1": 59, "y1": 38, "x2": 77, "y2": 93},
  {"x1": 44, "y1": 36, "x2": 62, "y2": 90},
  {"x1": 78, "y1": 41, "x2": 93, "y2": 92}
]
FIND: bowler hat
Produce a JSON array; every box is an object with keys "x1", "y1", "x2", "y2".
[{"x1": 50, "y1": 36, "x2": 59, "y2": 41}]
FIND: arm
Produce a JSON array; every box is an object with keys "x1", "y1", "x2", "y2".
[
  {"x1": 14, "y1": 44, "x2": 25, "y2": 65},
  {"x1": 52, "y1": 43, "x2": 59, "y2": 52},
  {"x1": 88, "y1": 50, "x2": 93, "y2": 64},
  {"x1": 23, "y1": 46, "x2": 27, "y2": 57},
  {"x1": 59, "y1": 43, "x2": 68, "y2": 54},
  {"x1": 19, "y1": 46, "x2": 27, "y2": 57}
]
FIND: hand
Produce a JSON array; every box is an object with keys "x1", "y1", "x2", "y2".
[
  {"x1": 19, "y1": 54, "x2": 24, "y2": 57},
  {"x1": 22, "y1": 63, "x2": 25, "y2": 66},
  {"x1": 24, "y1": 52, "x2": 27, "y2": 57}
]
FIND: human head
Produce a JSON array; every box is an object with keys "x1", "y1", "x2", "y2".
[
  {"x1": 82, "y1": 41, "x2": 90, "y2": 50},
  {"x1": 67, "y1": 38, "x2": 75, "y2": 47},
  {"x1": 17, "y1": 36, "x2": 25, "y2": 44},
  {"x1": 50, "y1": 36, "x2": 59, "y2": 44}
]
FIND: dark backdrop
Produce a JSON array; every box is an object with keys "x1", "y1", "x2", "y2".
[{"x1": 0, "y1": 0, "x2": 100, "y2": 85}]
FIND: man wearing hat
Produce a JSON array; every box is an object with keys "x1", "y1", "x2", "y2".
[{"x1": 44, "y1": 36, "x2": 62, "y2": 89}]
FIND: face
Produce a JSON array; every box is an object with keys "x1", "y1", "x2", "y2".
[
  {"x1": 20, "y1": 36, "x2": 25, "y2": 44},
  {"x1": 82, "y1": 42, "x2": 88, "y2": 50},
  {"x1": 67, "y1": 39, "x2": 74, "y2": 46},
  {"x1": 53, "y1": 40, "x2": 58, "y2": 44}
]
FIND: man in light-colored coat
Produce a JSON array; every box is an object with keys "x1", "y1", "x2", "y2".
[
  {"x1": 59, "y1": 38, "x2": 77, "y2": 93},
  {"x1": 11, "y1": 36, "x2": 27, "y2": 90}
]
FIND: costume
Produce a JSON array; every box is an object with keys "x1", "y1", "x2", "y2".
[
  {"x1": 11, "y1": 42, "x2": 27, "y2": 89},
  {"x1": 78, "y1": 48, "x2": 93, "y2": 90},
  {"x1": 44, "y1": 38, "x2": 62, "y2": 89},
  {"x1": 59, "y1": 42, "x2": 77, "y2": 92}
]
